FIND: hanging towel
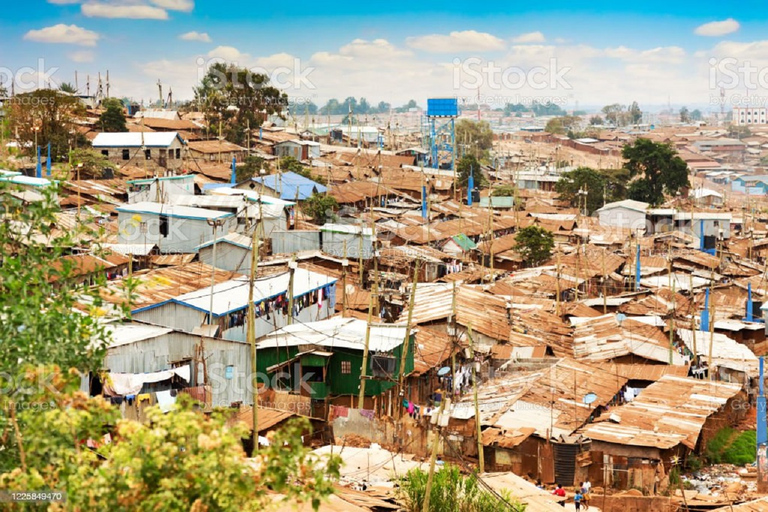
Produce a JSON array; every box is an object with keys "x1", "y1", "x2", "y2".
[{"x1": 155, "y1": 390, "x2": 176, "y2": 413}]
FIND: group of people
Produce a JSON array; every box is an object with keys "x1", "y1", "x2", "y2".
[{"x1": 543, "y1": 479, "x2": 591, "y2": 509}]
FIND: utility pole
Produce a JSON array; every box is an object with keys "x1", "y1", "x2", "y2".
[
  {"x1": 467, "y1": 325, "x2": 484, "y2": 473},
  {"x1": 203, "y1": 217, "x2": 225, "y2": 386},
  {"x1": 423, "y1": 397, "x2": 449, "y2": 512},
  {"x1": 287, "y1": 256, "x2": 296, "y2": 325},
  {"x1": 341, "y1": 241, "x2": 348, "y2": 317},
  {"x1": 358, "y1": 292, "x2": 374, "y2": 409},
  {"x1": 397, "y1": 259, "x2": 421, "y2": 418},
  {"x1": 247, "y1": 214, "x2": 260, "y2": 452}
]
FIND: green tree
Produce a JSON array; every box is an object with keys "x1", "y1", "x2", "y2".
[
  {"x1": 680, "y1": 106, "x2": 690, "y2": 123},
  {"x1": 691, "y1": 109, "x2": 703, "y2": 122},
  {"x1": 545, "y1": 115, "x2": 581, "y2": 135},
  {"x1": 728, "y1": 124, "x2": 751, "y2": 139},
  {"x1": 278, "y1": 156, "x2": 327, "y2": 185},
  {"x1": 555, "y1": 167, "x2": 607, "y2": 215},
  {"x1": 629, "y1": 101, "x2": 642, "y2": 124},
  {"x1": 236, "y1": 155, "x2": 268, "y2": 182},
  {"x1": 7, "y1": 89, "x2": 87, "y2": 160},
  {"x1": 98, "y1": 98, "x2": 127, "y2": 132},
  {"x1": 194, "y1": 62, "x2": 287, "y2": 146},
  {"x1": 589, "y1": 115, "x2": 602, "y2": 126},
  {"x1": 622, "y1": 138, "x2": 689, "y2": 206},
  {"x1": 302, "y1": 192, "x2": 338, "y2": 224},
  {"x1": 514, "y1": 225, "x2": 555, "y2": 267},
  {"x1": 69, "y1": 148, "x2": 117, "y2": 179},
  {"x1": 457, "y1": 154, "x2": 488, "y2": 189},
  {"x1": 601, "y1": 104, "x2": 625, "y2": 126},
  {"x1": 0, "y1": 369, "x2": 340, "y2": 511},
  {"x1": 456, "y1": 119, "x2": 493, "y2": 159},
  {"x1": 491, "y1": 184, "x2": 516, "y2": 197},
  {"x1": 59, "y1": 82, "x2": 78, "y2": 94}
]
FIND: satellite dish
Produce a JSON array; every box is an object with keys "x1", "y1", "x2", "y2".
[
  {"x1": 583, "y1": 392, "x2": 598, "y2": 405},
  {"x1": 437, "y1": 366, "x2": 451, "y2": 377}
]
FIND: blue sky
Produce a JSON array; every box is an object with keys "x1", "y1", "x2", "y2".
[{"x1": 4, "y1": 1, "x2": 768, "y2": 112}]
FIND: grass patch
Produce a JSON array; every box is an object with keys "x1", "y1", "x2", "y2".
[{"x1": 706, "y1": 428, "x2": 756, "y2": 465}]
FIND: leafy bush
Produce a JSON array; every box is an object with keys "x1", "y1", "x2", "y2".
[
  {"x1": 706, "y1": 428, "x2": 756, "y2": 465},
  {"x1": 398, "y1": 465, "x2": 525, "y2": 512}
]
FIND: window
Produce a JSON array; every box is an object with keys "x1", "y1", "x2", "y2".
[
  {"x1": 101, "y1": 150, "x2": 109, "y2": 157},
  {"x1": 176, "y1": 148, "x2": 181, "y2": 159},
  {"x1": 145, "y1": 149, "x2": 152, "y2": 160},
  {"x1": 122, "y1": 149, "x2": 130, "y2": 160},
  {"x1": 341, "y1": 361, "x2": 351, "y2": 374}
]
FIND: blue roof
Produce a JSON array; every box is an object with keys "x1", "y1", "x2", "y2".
[{"x1": 250, "y1": 171, "x2": 327, "y2": 201}]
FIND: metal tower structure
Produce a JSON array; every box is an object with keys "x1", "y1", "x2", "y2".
[{"x1": 423, "y1": 98, "x2": 458, "y2": 170}]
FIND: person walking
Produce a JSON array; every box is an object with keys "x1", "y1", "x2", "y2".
[
  {"x1": 582, "y1": 479, "x2": 591, "y2": 510},
  {"x1": 574, "y1": 489, "x2": 583, "y2": 511},
  {"x1": 552, "y1": 484, "x2": 566, "y2": 507}
]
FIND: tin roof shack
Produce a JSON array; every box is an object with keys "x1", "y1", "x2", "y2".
[
  {"x1": 256, "y1": 317, "x2": 414, "y2": 418},
  {"x1": 451, "y1": 358, "x2": 628, "y2": 486},
  {"x1": 127, "y1": 174, "x2": 196, "y2": 204},
  {"x1": 116, "y1": 201, "x2": 236, "y2": 254},
  {"x1": 596, "y1": 199, "x2": 649, "y2": 231},
  {"x1": 674, "y1": 212, "x2": 732, "y2": 251},
  {"x1": 173, "y1": 194, "x2": 291, "y2": 236},
  {"x1": 580, "y1": 376, "x2": 744, "y2": 493},
  {"x1": 92, "y1": 131, "x2": 186, "y2": 173},
  {"x1": 196, "y1": 233, "x2": 258, "y2": 274},
  {"x1": 98, "y1": 322, "x2": 252, "y2": 410},
  {"x1": 677, "y1": 328, "x2": 759, "y2": 383},
  {"x1": 239, "y1": 170, "x2": 327, "y2": 201},
  {"x1": 187, "y1": 139, "x2": 247, "y2": 163},
  {"x1": 132, "y1": 268, "x2": 336, "y2": 342},
  {"x1": 320, "y1": 223, "x2": 374, "y2": 260},
  {"x1": 273, "y1": 140, "x2": 321, "y2": 161}
]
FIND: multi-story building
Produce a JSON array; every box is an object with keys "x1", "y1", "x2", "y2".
[{"x1": 733, "y1": 107, "x2": 767, "y2": 125}]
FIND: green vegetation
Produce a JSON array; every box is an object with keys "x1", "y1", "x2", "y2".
[
  {"x1": 398, "y1": 465, "x2": 526, "y2": 512},
  {"x1": 622, "y1": 138, "x2": 689, "y2": 206},
  {"x1": 0, "y1": 183, "x2": 341, "y2": 509},
  {"x1": 98, "y1": 97, "x2": 127, "y2": 133},
  {"x1": 544, "y1": 115, "x2": 581, "y2": 135},
  {"x1": 69, "y1": 148, "x2": 117, "y2": 179},
  {"x1": 456, "y1": 119, "x2": 494, "y2": 160},
  {"x1": 236, "y1": 155, "x2": 270, "y2": 182},
  {"x1": 302, "y1": 192, "x2": 338, "y2": 224},
  {"x1": 601, "y1": 102, "x2": 642, "y2": 127},
  {"x1": 555, "y1": 167, "x2": 629, "y2": 214},
  {"x1": 705, "y1": 428, "x2": 756, "y2": 465},
  {"x1": 504, "y1": 101, "x2": 566, "y2": 117},
  {"x1": 457, "y1": 154, "x2": 488, "y2": 189},
  {"x1": 490, "y1": 184, "x2": 516, "y2": 197},
  {"x1": 514, "y1": 226, "x2": 555, "y2": 267}
]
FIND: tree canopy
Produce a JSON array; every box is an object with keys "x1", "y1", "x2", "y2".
[
  {"x1": 555, "y1": 167, "x2": 628, "y2": 214},
  {"x1": 98, "y1": 98, "x2": 127, "y2": 133},
  {"x1": 302, "y1": 192, "x2": 338, "y2": 224},
  {"x1": 456, "y1": 119, "x2": 493, "y2": 159},
  {"x1": 514, "y1": 226, "x2": 555, "y2": 267},
  {"x1": 544, "y1": 115, "x2": 581, "y2": 135},
  {"x1": 194, "y1": 62, "x2": 287, "y2": 146},
  {"x1": 622, "y1": 138, "x2": 689, "y2": 206},
  {"x1": 456, "y1": 154, "x2": 488, "y2": 189}
]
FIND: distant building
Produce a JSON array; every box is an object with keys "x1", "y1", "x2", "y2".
[
  {"x1": 274, "y1": 140, "x2": 321, "y2": 161},
  {"x1": 127, "y1": 174, "x2": 196, "y2": 203},
  {"x1": 187, "y1": 139, "x2": 248, "y2": 163},
  {"x1": 92, "y1": 132, "x2": 186, "y2": 173},
  {"x1": 733, "y1": 107, "x2": 767, "y2": 126},
  {"x1": 238, "y1": 171, "x2": 327, "y2": 201},
  {"x1": 690, "y1": 188, "x2": 724, "y2": 207}
]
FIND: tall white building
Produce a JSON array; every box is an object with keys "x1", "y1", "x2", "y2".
[{"x1": 733, "y1": 107, "x2": 767, "y2": 125}]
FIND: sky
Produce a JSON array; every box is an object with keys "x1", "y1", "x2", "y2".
[{"x1": 5, "y1": 1, "x2": 768, "y2": 113}]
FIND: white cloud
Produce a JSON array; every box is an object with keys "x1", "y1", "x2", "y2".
[
  {"x1": 150, "y1": 0, "x2": 193, "y2": 12},
  {"x1": 206, "y1": 45, "x2": 248, "y2": 61},
  {"x1": 82, "y1": 2, "x2": 169, "y2": 19},
  {"x1": 68, "y1": 50, "x2": 95, "y2": 62},
  {"x1": 179, "y1": 31, "x2": 211, "y2": 42},
  {"x1": 406, "y1": 30, "x2": 505, "y2": 53},
  {"x1": 695, "y1": 18, "x2": 740, "y2": 37},
  {"x1": 23, "y1": 24, "x2": 100, "y2": 46},
  {"x1": 512, "y1": 31, "x2": 546, "y2": 44}
]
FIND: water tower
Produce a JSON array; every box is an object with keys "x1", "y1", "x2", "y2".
[{"x1": 424, "y1": 98, "x2": 458, "y2": 170}]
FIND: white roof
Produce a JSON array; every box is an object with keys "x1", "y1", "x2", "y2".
[
  {"x1": 171, "y1": 194, "x2": 284, "y2": 218},
  {"x1": 597, "y1": 199, "x2": 649, "y2": 213},
  {"x1": 690, "y1": 188, "x2": 723, "y2": 199},
  {"x1": 92, "y1": 132, "x2": 182, "y2": 148},
  {"x1": 116, "y1": 201, "x2": 233, "y2": 221},
  {"x1": 206, "y1": 187, "x2": 295, "y2": 207},
  {"x1": 173, "y1": 268, "x2": 336, "y2": 316},
  {"x1": 102, "y1": 243, "x2": 156, "y2": 256},
  {"x1": 321, "y1": 223, "x2": 374, "y2": 236},
  {"x1": 258, "y1": 316, "x2": 408, "y2": 353},
  {"x1": 677, "y1": 327, "x2": 759, "y2": 375},
  {"x1": 673, "y1": 212, "x2": 732, "y2": 221},
  {"x1": 0, "y1": 175, "x2": 53, "y2": 188},
  {"x1": 106, "y1": 323, "x2": 173, "y2": 348}
]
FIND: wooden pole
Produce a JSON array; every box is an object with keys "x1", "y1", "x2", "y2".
[
  {"x1": 397, "y1": 259, "x2": 421, "y2": 418},
  {"x1": 467, "y1": 325, "x2": 484, "y2": 473},
  {"x1": 358, "y1": 292, "x2": 374, "y2": 409},
  {"x1": 247, "y1": 216, "x2": 260, "y2": 452},
  {"x1": 341, "y1": 240, "x2": 348, "y2": 317},
  {"x1": 422, "y1": 398, "x2": 448, "y2": 512}
]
